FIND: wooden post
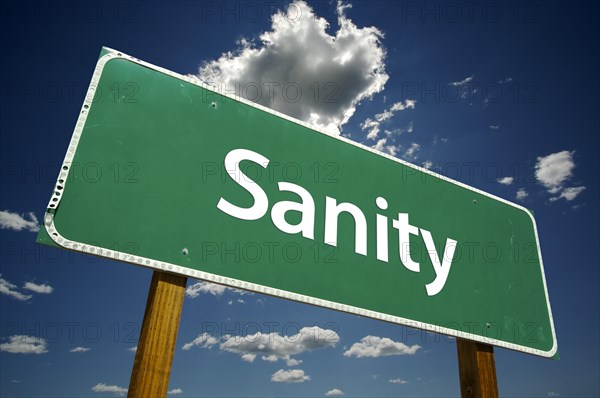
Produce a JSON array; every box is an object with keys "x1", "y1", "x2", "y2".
[
  {"x1": 128, "y1": 271, "x2": 187, "y2": 398},
  {"x1": 456, "y1": 338, "x2": 499, "y2": 398}
]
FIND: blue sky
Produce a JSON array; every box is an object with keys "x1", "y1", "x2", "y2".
[{"x1": 1, "y1": 1, "x2": 598, "y2": 397}]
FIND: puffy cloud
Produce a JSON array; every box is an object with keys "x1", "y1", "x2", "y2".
[
  {"x1": 219, "y1": 326, "x2": 338, "y2": 364},
  {"x1": 185, "y1": 281, "x2": 250, "y2": 298},
  {"x1": 0, "y1": 210, "x2": 39, "y2": 232},
  {"x1": 271, "y1": 369, "x2": 310, "y2": 383},
  {"x1": 325, "y1": 388, "x2": 345, "y2": 396},
  {"x1": 489, "y1": 125, "x2": 500, "y2": 130},
  {"x1": 422, "y1": 160, "x2": 433, "y2": 170},
  {"x1": 70, "y1": 347, "x2": 90, "y2": 353},
  {"x1": 497, "y1": 176, "x2": 514, "y2": 185},
  {"x1": 0, "y1": 275, "x2": 32, "y2": 301},
  {"x1": 181, "y1": 333, "x2": 219, "y2": 351},
  {"x1": 362, "y1": 100, "x2": 415, "y2": 140},
  {"x1": 286, "y1": 357, "x2": 303, "y2": 366},
  {"x1": 343, "y1": 336, "x2": 420, "y2": 358},
  {"x1": 535, "y1": 151, "x2": 575, "y2": 193},
  {"x1": 389, "y1": 378, "x2": 408, "y2": 384},
  {"x1": 168, "y1": 388, "x2": 183, "y2": 395},
  {"x1": 516, "y1": 188, "x2": 528, "y2": 201},
  {"x1": 0, "y1": 335, "x2": 48, "y2": 354},
  {"x1": 185, "y1": 282, "x2": 227, "y2": 297},
  {"x1": 23, "y1": 282, "x2": 53, "y2": 294},
  {"x1": 91, "y1": 383, "x2": 127, "y2": 395},
  {"x1": 372, "y1": 138, "x2": 398, "y2": 157},
  {"x1": 370, "y1": 138, "x2": 422, "y2": 160},
  {"x1": 376, "y1": 100, "x2": 415, "y2": 122},
  {"x1": 550, "y1": 186, "x2": 586, "y2": 202},
  {"x1": 361, "y1": 118, "x2": 381, "y2": 140},
  {"x1": 241, "y1": 353, "x2": 256, "y2": 362},
  {"x1": 404, "y1": 142, "x2": 420, "y2": 160},
  {"x1": 198, "y1": 0, "x2": 388, "y2": 134},
  {"x1": 535, "y1": 150, "x2": 586, "y2": 203},
  {"x1": 182, "y1": 326, "x2": 338, "y2": 365}
]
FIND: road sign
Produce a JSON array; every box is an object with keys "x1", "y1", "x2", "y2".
[{"x1": 37, "y1": 47, "x2": 557, "y2": 357}]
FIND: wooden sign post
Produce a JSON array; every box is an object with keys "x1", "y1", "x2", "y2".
[
  {"x1": 128, "y1": 271, "x2": 187, "y2": 398},
  {"x1": 457, "y1": 338, "x2": 499, "y2": 398}
]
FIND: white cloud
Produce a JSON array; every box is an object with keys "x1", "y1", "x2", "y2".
[
  {"x1": 343, "y1": 336, "x2": 420, "y2": 358},
  {"x1": 516, "y1": 188, "x2": 528, "y2": 201},
  {"x1": 220, "y1": 326, "x2": 338, "y2": 363},
  {"x1": 0, "y1": 210, "x2": 39, "y2": 232},
  {"x1": 362, "y1": 100, "x2": 415, "y2": 140},
  {"x1": 325, "y1": 388, "x2": 345, "y2": 396},
  {"x1": 23, "y1": 282, "x2": 54, "y2": 294},
  {"x1": 389, "y1": 378, "x2": 408, "y2": 384},
  {"x1": 396, "y1": 99, "x2": 416, "y2": 110},
  {"x1": 70, "y1": 346, "x2": 90, "y2": 353},
  {"x1": 183, "y1": 326, "x2": 338, "y2": 365},
  {"x1": 489, "y1": 125, "x2": 500, "y2": 130},
  {"x1": 128, "y1": 346, "x2": 137, "y2": 353},
  {"x1": 422, "y1": 160, "x2": 433, "y2": 170},
  {"x1": 0, "y1": 335, "x2": 48, "y2": 354},
  {"x1": 91, "y1": 383, "x2": 128, "y2": 395},
  {"x1": 498, "y1": 77, "x2": 513, "y2": 84},
  {"x1": 404, "y1": 142, "x2": 420, "y2": 160},
  {"x1": 550, "y1": 186, "x2": 586, "y2": 202},
  {"x1": 361, "y1": 118, "x2": 380, "y2": 140},
  {"x1": 286, "y1": 357, "x2": 303, "y2": 366},
  {"x1": 185, "y1": 282, "x2": 227, "y2": 297},
  {"x1": 375, "y1": 100, "x2": 415, "y2": 122},
  {"x1": 198, "y1": 0, "x2": 388, "y2": 135},
  {"x1": 449, "y1": 75, "x2": 479, "y2": 104},
  {"x1": 185, "y1": 281, "x2": 250, "y2": 298},
  {"x1": 497, "y1": 176, "x2": 514, "y2": 185},
  {"x1": 535, "y1": 150, "x2": 575, "y2": 193},
  {"x1": 241, "y1": 353, "x2": 257, "y2": 362},
  {"x1": 271, "y1": 369, "x2": 310, "y2": 383},
  {"x1": 168, "y1": 388, "x2": 183, "y2": 395},
  {"x1": 181, "y1": 332, "x2": 219, "y2": 351},
  {"x1": 0, "y1": 275, "x2": 32, "y2": 301},
  {"x1": 372, "y1": 138, "x2": 398, "y2": 157},
  {"x1": 450, "y1": 74, "x2": 474, "y2": 87}
]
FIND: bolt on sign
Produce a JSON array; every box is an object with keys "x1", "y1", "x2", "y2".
[{"x1": 38, "y1": 47, "x2": 557, "y2": 358}]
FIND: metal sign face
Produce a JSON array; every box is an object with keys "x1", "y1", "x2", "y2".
[{"x1": 38, "y1": 47, "x2": 557, "y2": 357}]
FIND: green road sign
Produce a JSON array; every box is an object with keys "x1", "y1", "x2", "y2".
[{"x1": 38, "y1": 47, "x2": 557, "y2": 357}]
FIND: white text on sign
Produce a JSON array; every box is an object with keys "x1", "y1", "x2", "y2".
[{"x1": 217, "y1": 148, "x2": 458, "y2": 296}]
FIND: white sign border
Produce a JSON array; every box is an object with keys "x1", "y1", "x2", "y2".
[{"x1": 43, "y1": 47, "x2": 557, "y2": 358}]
